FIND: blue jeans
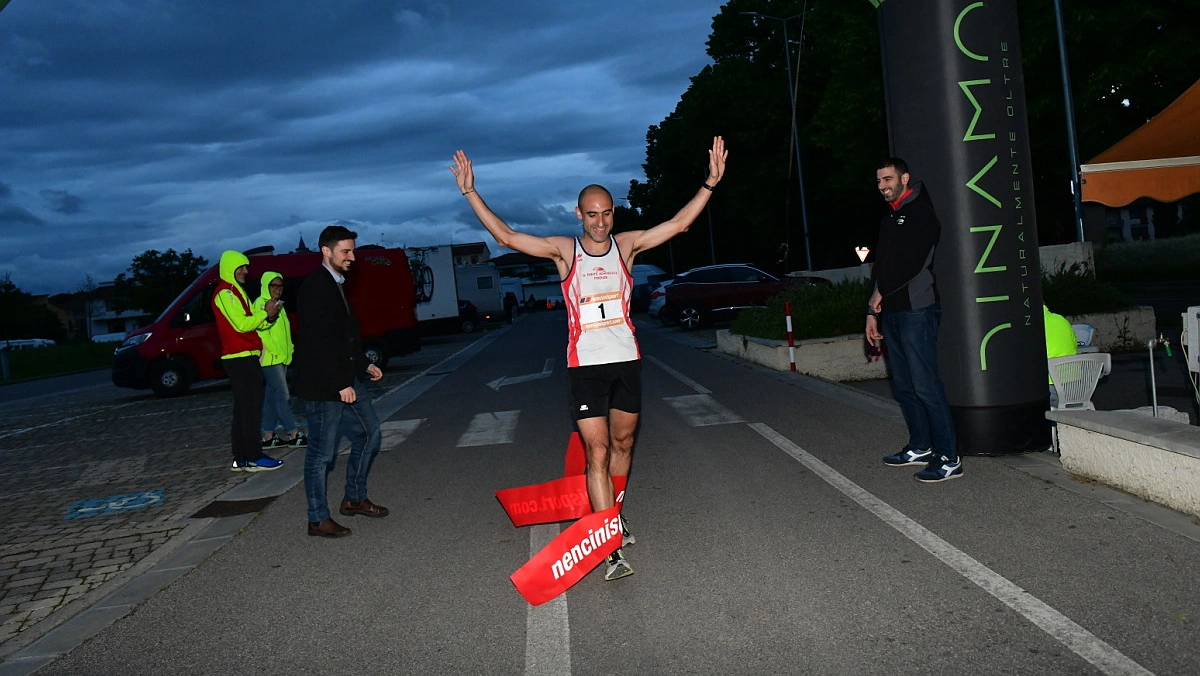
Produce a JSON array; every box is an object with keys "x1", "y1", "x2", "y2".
[
  {"x1": 880, "y1": 305, "x2": 958, "y2": 459},
  {"x1": 303, "y1": 381, "x2": 382, "y2": 523},
  {"x1": 261, "y1": 364, "x2": 296, "y2": 435}
]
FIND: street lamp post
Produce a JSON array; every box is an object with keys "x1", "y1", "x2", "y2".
[
  {"x1": 741, "y1": 10, "x2": 813, "y2": 271},
  {"x1": 1053, "y1": 0, "x2": 1085, "y2": 242}
]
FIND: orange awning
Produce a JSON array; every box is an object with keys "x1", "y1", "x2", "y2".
[{"x1": 1080, "y1": 79, "x2": 1200, "y2": 207}]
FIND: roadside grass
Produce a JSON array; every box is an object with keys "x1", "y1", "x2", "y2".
[
  {"x1": 1, "y1": 341, "x2": 119, "y2": 382},
  {"x1": 1095, "y1": 232, "x2": 1200, "y2": 282}
]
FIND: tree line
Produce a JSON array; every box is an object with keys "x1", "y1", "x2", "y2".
[
  {"x1": 2, "y1": 250, "x2": 207, "y2": 343},
  {"x1": 624, "y1": 0, "x2": 1199, "y2": 276}
]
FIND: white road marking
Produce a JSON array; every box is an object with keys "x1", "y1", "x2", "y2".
[
  {"x1": 116, "y1": 404, "x2": 226, "y2": 418},
  {"x1": 750, "y1": 422, "x2": 1153, "y2": 676},
  {"x1": 489, "y1": 359, "x2": 555, "y2": 391},
  {"x1": 457, "y1": 410, "x2": 520, "y2": 447},
  {"x1": 663, "y1": 394, "x2": 744, "y2": 427},
  {"x1": 380, "y1": 419, "x2": 423, "y2": 448},
  {"x1": 525, "y1": 523, "x2": 570, "y2": 676},
  {"x1": 0, "y1": 401, "x2": 139, "y2": 440},
  {"x1": 645, "y1": 355, "x2": 709, "y2": 394}
]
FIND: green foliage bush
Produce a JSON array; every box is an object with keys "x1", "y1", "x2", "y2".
[
  {"x1": 1094, "y1": 233, "x2": 1200, "y2": 282},
  {"x1": 729, "y1": 263, "x2": 1134, "y2": 342},
  {"x1": 1041, "y1": 263, "x2": 1132, "y2": 316},
  {"x1": 731, "y1": 279, "x2": 872, "y2": 341}
]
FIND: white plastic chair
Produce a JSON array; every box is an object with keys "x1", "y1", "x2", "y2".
[
  {"x1": 1071, "y1": 323, "x2": 1100, "y2": 353},
  {"x1": 1048, "y1": 353, "x2": 1111, "y2": 410}
]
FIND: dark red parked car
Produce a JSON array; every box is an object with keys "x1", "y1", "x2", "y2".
[
  {"x1": 662, "y1": 264, "x2": 823, "y2": 330},
  {"x1": 662, "y1": 261, "x2": 792, "y2": 331}
]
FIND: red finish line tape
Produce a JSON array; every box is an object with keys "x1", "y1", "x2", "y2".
[{"x1": 498, "y1": 434, "x2": 630, "y2": 604}]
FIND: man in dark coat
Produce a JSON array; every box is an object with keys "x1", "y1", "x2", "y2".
[
  {"x1": 865, "y1": 158, "x2": 962, "y2": 483},
  {"x1": 293, "y1": 225, "x2": 389, "y2": 538}
]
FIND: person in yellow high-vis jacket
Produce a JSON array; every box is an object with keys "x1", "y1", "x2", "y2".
[
  {"x1": 1044, "y1": 304, "x2": 1078, "y2": 408},
  {"x1": 256, "y1": 270, "x2": 306, "y2": 449},
  {"x1": 213, "y1": 250, "x2": 283, "y2": 472}
]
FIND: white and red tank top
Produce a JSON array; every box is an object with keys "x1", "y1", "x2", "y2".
[{"x1": 561, "y1": 236, "x2": 639, "y2": 367}]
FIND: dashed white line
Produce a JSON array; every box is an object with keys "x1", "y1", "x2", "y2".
[
  {"x1": 663, "y1": 394, "x2": 744, "y2": 427},
  {"x1": 525, "y1": 524, "x2": 570, "y2": 676},
  {"x1": 645, "y1": 355, "x2": 709, "y2": 394},
  {"x1": 457, "y1": 411, "x2": 520, "y2": 447}
]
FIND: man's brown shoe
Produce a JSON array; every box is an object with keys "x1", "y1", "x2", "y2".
[
  {"x1": 307, "y1": 518, "x2": 351, "y2": 538},
  {"x1": 339, "y1": 499, "x2": 389, "y2": 518}
]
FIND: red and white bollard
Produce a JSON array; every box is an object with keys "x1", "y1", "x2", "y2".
[{"x1": 785, "y1": 301, "x2": 796, "y2": 372}]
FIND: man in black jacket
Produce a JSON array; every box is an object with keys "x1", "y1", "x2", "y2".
[
  {"x1": 864, "y1": 158, "x2": 962, "y2": 482},
  {"x1": 293, "y1": 225, "x2": 389, "y2": 537}
]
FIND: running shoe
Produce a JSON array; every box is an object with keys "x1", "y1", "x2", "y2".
[
  {"x1": 286, "y1": 432, "x2": 308, "y2": 447},
  {"x1": 883, "y1": 445, "x2": 933, "y2": 467},
  {"x1": 914, "y1": 455, "x2": 964, "y2": 483},
  {"x1": 619, "y1": 513, "x2": 636, "y2": 547},
  {"x1": 252, "y1": 455, "x2": 284, "y2": 471},
  {"x1": 231, "y1": 459, "x2": 262, "y2": 472},
  {"x1": 604, "y1": 549, "x2": 633, "y2": 581}
]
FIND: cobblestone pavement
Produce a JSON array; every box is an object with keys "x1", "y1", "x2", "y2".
[{"x1": 0, "y1": 328, "x2": 487, "y2": 654}]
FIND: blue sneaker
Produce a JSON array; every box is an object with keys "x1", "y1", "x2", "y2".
[
  {"x1": 914, "y1": 455, "x2": 964, "y2": 483},
  {"x1": 252, "y1": 455, "x2": 284, "y2": 471},
  {"x1": 883, "y1": 445, "x2": 933, "y2": 467}
]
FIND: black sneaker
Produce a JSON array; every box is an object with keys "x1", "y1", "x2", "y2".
[
  {"x1": 604, "y1": 549, "x2": 633, "y2": 581},
  {"x1": 286, "y1": 432, "x2": 308, "y2": 447},
  {"x1": 232, "y1": 459, "x2": 262, "y2": 472},
  {"x1": 883, "y1": 445, "x2": 933, "y2": 467}
]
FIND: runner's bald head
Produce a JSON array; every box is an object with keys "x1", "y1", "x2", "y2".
[{"x1": 578, "y1": 184, "x2": 613, "y2": 209}]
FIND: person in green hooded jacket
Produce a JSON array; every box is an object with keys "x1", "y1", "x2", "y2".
[
  {"x1": 256, "y1": 270, "x2": 306, "y2": 448},
  {"x1": 213, "y1": 250, "x2": 283, "y2": 472}
]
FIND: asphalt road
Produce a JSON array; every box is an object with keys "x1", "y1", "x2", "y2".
[
  {"x1": 4, "y1": 312, "x2": 1196, "y2": 675},
  {"x1": 0, "y1": 327, "x2": 489, "y2": 657}
]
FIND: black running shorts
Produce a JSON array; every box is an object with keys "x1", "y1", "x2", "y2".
[{"x1": 567, "y1": 359, "x2": 642, "y2": 420}]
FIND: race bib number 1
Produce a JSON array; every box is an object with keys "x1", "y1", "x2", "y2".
[{"x1": 579, "y1": 291, "x2": 625, "y2": 331}]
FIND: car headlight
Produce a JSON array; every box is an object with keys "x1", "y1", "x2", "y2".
[{"x1": 117, "y1": 333, "x2": 151, "y2": 351}]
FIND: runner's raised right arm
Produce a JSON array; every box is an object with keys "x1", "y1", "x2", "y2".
[{"x1": 450, "y1": 150, "x2": 571, "y2": 273}]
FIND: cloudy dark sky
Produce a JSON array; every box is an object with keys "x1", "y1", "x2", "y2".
[{"x1": 0, "y1": 0, "x2": 726, "y2": 295}]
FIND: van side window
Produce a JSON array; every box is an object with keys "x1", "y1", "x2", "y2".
[{"x1": 172, "y1": 283, "x2": 217, "y2": 327}]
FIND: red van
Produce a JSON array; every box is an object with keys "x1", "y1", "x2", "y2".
[{"x1": 112, "y1": 245, "x2": 419, "y2": 396}]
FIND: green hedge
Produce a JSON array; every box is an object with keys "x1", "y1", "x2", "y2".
[
  {"x1": 1095, "y1": 233, "x2": 1200, "y2": 282},
  {"x1": 731, "y1": 279, "x2": 872, "y2": 341},
  {"x1": 730, "y1": 263, "x2": 1133, "y2": 342},
  {"x1": 1041, "y1": 263, "x2": 1132, "y2": 316}
]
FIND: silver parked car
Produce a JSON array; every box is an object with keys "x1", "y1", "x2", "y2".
[{"x1": 647, "y1": 279, "x2": 672, "y2": 319}]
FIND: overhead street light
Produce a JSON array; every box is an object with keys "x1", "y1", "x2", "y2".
[{"x1": 741, "y1": 10, "x2": 813, "y2": 271}]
